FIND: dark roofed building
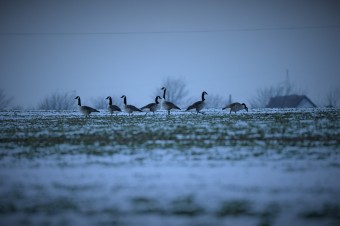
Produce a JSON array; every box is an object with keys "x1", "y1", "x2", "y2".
[{"x1": 266, "y1": 95, "x2": 317, "y2": 108}]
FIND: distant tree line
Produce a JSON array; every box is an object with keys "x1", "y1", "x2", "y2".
[
  {"x1": 37, "y1": 91, "x2": 76, "y2": 110},
  {"x1": 2, "y1": 76, "x2": 339, "y2": 111}
]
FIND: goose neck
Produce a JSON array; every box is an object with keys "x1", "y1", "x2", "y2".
[
  {"x1": 201, "y1": 92, "x2": 206, "y2": 101},
  {"x1": 163, "y1": 88, "x2": 166, "y2": 99}
]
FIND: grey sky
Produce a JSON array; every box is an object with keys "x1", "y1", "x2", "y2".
[{"x1": 1, "y1": 0, "x2": 339, "y2": 108}]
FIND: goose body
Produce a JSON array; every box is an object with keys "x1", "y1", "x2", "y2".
[
  {"x1": 186, "y1": 91, "x2": 207, "y2": 114},
  {"x1": 121, "y1": 95, "x2": 142, "y2": 115},
  {"x1": 106, "y1": 96, "x2": 121, "y2": 115},
  {"x1": 222, "y1": 102, "x2": 248, "y2": 114},
  {"x1": 75, "y1": 96, "x2": 99, "y2": 117},
  {"x1": 161, "y1": 87, "x2": 181, "y2": 115},
  {"x1": 141, "y1": 96, "x2": 162, "y2": 115}
]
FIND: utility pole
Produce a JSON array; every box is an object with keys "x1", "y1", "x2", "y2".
[
  {"x1": 286, "y1": 69, "x2": 290, "y2": 81},
  {"x1": 285, "y1": 69, "x2": 291, "y2": 95}
]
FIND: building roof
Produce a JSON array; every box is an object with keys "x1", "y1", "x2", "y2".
[{"x1": 266, "y1": 95, "x2": 317, "y2": 108}]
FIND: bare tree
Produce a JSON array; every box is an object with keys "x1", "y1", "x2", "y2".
[
  {"x1": 91, "y1": 96, "x2": 107, "y2": 110},
  {"x1": 0, "y1": 89, "x2": 12, "y2": 110},
  {"x1": 37, "y1": 91, "x2": 76, "y2": 110},
  {"x1": 325, "y1": 86, "x2": 340, "y2": 107},
  {"x1": 249, "y1": 73, "x2": 304, "y2": 108},
  {"x1": 205, "y1": 93, "x2": 226, "y2": 109},
  {"x1": 155, "y1": 77, "x2": 189, "y2": 106},
  {"x1": 249, "y1": 86, "x2": 279, "y2": 108},
  {"x1": 91, "y1": 95, "x2": 121, "y2": 110}
]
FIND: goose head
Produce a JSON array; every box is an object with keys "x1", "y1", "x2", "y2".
[
  {"x1": 155, "y1": 96, "x2": 162, "y2": 104},
  {"x1": 121, "y1": 95, "x2": 127, "y2": 105},
  {"x1": 75, "y1": 96, "x2": 81, "y2": 106},
  {"x1": 106, "y1": 96, "x2": 112, "y2": 105},
  {"x1": 242, "y1": 103, "x2": 248, "y2": 112},
  {"x1": 161, "y1": 87, "x2": 167, "y2": 99},
  {"x1": 202, "y1": 91, "x2": 208, "y2": 101}
]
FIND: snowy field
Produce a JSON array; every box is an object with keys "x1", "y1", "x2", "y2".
[{"x1": 0, "y1": 108, "x2": 339, "y2": 226}]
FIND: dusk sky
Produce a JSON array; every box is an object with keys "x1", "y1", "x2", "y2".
[{"x1": 1, "y1": 0, "x2": 339, "y2": 108}]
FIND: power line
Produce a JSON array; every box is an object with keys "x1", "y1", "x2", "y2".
[{"x1": 0, "y1": 24, "x2": 339, "y2": 36}]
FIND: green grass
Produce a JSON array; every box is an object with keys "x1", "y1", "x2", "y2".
[{"x1": 0, "y1": 109, "x2": 339, "y2": 159}]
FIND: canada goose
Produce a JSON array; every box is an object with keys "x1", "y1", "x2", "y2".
[
  {"x1": 106, "y1": 96, "x2": 121, "y2": 115},
  {"x1": 222, "y1": 102, "x2": 248, "y2": 114},
  {"x1": 161, "y1": 87, "x2": 181, "y2": 115},
  {"x1": 186, "y1": 91, "x2": 208, "y2": 114},
  {"x1": 121, "y1": 95, "x2": 142, "y2": 116},
  {"x1": 141, "y1": 96, "x2": 162, "y2": 115},
  {"x1": 75, "y1": 96, "x2": 99, "y2": 117}
]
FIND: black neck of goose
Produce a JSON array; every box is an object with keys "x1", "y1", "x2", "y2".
[
  {"x1": 201, "y1": 92, "x2": 206, "y2": 101},
  {"x1": 77, "y1": 98, "x2": 81, "y2": 106},
  {"x1": 163, "y1": 89, "x2": 166, "y2": 99},
  {"x1": 123, "y1": 96, "x2": 127, "y2": 105},
  {"x1": 155, "y1": 96, "x2": 159, "y2": 104},
  {"x1": 108, "y1": 97, "x2": 112, "y2": 106}
]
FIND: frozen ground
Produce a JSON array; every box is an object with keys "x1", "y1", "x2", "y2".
[{"x1": 0, "y1": 108, "x2": 339, "y2": 226}]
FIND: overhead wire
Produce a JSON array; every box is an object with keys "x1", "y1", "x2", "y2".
[{"x1": 0, "y1": 24, "x2": 339, "y2": 36}]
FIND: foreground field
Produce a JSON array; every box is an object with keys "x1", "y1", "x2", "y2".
[{"x1": 0, "y1": 108, "x2": 339, "y2": 226}]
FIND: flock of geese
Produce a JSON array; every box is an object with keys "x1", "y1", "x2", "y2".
[{"x1": 75, "y1": 87, "x2": 248, "y2": 117}]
